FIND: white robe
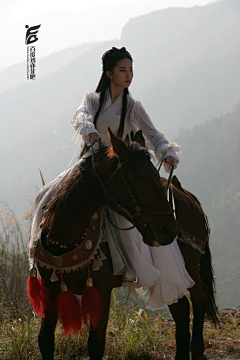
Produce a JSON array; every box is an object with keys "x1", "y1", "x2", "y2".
[{"x1": 30, "y1": 87, "x2": 194, "y2": 310}]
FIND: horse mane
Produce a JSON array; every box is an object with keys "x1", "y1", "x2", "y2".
[
  {"x1": 43, "y1": 141, "x2": 151, "y2": 230},
  {"x1": 107, "y1": 142, "x2": 150, "y2": 160},
  {"x1": 172, "y1": 175, "x2": 202, "y2": 207},
  {"x1": 183, "y1": 189, "x2": 202, "y2": 207}
]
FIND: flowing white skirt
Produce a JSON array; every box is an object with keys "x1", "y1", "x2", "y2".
[
  {"x1": 29, "y1": 160, "x2": 194, "y2": 311},
  {"x1": 104, "y1": 208, "x2": 194, "y2": 310}
]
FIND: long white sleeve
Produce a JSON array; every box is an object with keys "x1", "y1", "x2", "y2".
[
  {"x1": 130, "y1": 100, "x2": 181, "y2": 172},
  {"x1": 71, "y1": 92, "x2": 100, "y2": 145}
]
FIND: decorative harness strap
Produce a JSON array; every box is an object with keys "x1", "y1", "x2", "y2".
[
  {"x1": 33, "y1": 209, "x2": 107, "y2": 275},
  {"x1": 177, "y1": 223, "x2": 206, "y2": 255},
  {"x1": 106, "y1": 160, "x2": 174, "y2": 217}
]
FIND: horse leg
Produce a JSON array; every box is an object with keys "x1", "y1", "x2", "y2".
[
  {"x1": 38, "y1": 310, "x2": 58, "y2": 360},
  {"x1": 88, "y1": 290, "x2": 111, "y2": 360},
  {"x1": 180, "y1": 243, "x2": 207, "y2": 360},
  {"x1": 168, "y1": 295, "x2": 191, "y2": 360},
  {"x1": 189, "y1": 281, "x2": 207, "y2": 360}
]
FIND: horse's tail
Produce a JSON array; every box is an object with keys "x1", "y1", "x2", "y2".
[{"x1": 200, "y1": 241, "x2": 219, "y2": 326}]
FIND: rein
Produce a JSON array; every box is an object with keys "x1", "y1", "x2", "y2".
[
  {"x1": 91, "y1": 149, "x2": 135, "y2": 230},
  {"x1": 91, "y1": 143, "x2": 174, "y2": 231},
  {"x1": 157, "y1": 160, "x2": 175, "y2": 196}
]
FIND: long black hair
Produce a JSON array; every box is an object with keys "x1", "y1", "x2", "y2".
[
  {"x1": 96, "y1": 47, "x2": 133, "y2": 136},
  {"x1": 81, "y1": 47, "x2": 133, "y2": 156}
]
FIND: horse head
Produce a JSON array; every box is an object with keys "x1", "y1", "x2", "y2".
[
  {"x1": 42, "y1": 129, "x2": 178, "y2": 248},
  {"x1": 102, "y1": 128, "x2": 179, "y2": 247}
]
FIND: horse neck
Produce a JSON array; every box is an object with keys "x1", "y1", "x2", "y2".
[{"x1": 47, "y1": 168, "x2": 107, "y2": 246}]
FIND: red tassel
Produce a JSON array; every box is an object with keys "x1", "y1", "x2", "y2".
[
  {"x1": 27, "y1": 276, "x2": 46, "y2": 317},
  {"x1": 27, "y1": 274, "x2": 55, "y2": 318},
  {"x1": 82, "y1": 277, "x2": 103, "y2": 329},
  {"x1": 58, "y1": 282, "x2": 82, "y2": 336}
]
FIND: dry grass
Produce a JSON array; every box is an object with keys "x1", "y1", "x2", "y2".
[
  {"x1": 0, "y1": 202, "x2": 32, "y2": 320},
  {"x1": 0, "y1": 305, "x2": 239, "y2": 360},
  {"x1": 0, "y1": 202, "x2": 239, "y2": 359}
]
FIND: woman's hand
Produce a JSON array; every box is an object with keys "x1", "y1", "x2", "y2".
[
  {"x1": 164, "y1": 156, "x2": 178, "y2": 167},
  {"x1": 88, "y1": 132, "x2": 100, "y2": 144}
]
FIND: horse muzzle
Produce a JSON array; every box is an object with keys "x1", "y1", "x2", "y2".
[{"x1": 152, "y1": 225, "x2": 177, "y2": 246}]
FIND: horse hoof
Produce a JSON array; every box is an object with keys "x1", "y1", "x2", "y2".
[{"x1": 191, "y1": 342, "x2": 206, "y2": 360}]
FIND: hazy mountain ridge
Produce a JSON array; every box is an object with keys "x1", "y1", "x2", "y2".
[
  {"x1": 121, "y1": 1, "x2": 240, "y2": 134},
  {"x1": 1, "y1": 0, "x2": 239, "y2": 215}
]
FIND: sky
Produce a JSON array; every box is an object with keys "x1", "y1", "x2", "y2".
[{"x1": 0, "y1": 0, "x2": 214, "y2": 71}]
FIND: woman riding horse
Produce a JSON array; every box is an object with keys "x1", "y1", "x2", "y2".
[
  {"x1": 29, "y1": 47, "x2": 194, "y2": 311},
  {"x1": 28, "y1": 47, "x2": 220, "y2": 360}
]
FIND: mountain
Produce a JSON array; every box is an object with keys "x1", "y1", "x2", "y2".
[
  {"x1": 1, "y1": 0, "x2": 239, "y2": 218},
  {"x1": 121, "y1": 0, "x2": 240, "y2": 134}
]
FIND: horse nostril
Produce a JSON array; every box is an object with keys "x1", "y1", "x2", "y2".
[
  {"x1": 162, "y1": 226, "x2": 169, "y2": 237},
  {"x1": 162, "y1": 226, "x2": 175, "y2": 241}
]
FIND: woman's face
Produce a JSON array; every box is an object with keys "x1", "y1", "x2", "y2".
[{"x1": 107, "y1": 58, "x2": 133, "y2": 89}]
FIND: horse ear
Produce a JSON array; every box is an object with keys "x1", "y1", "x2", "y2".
[
  {"x1": 134, "y1": 130, "x2": 145, "y2": 147},
  {"x1": 108, "y1": 128, "x2": 129, "y2": 160},
  {"x1": 124, "y1": 131, "x2": 134, "y2": 144}
]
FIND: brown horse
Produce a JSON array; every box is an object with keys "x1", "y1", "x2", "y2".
[
  {"x1": 28, "y1": 129, "x2": 218, "y2": 360},
  {"x1": 29, "y1": 129, "x2": 179, "y2": 360},
  {"x1": 161, "y1": 177, "x2": 218, "y2": 360}
]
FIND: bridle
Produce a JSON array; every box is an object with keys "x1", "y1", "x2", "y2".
[{"x1": 91, "y1": 143, "x2": 174, "y2": 231}]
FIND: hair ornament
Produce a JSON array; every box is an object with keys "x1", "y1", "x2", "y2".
[{"x1": 102, "y1": 47, "x2": 130, "y2": 68}]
